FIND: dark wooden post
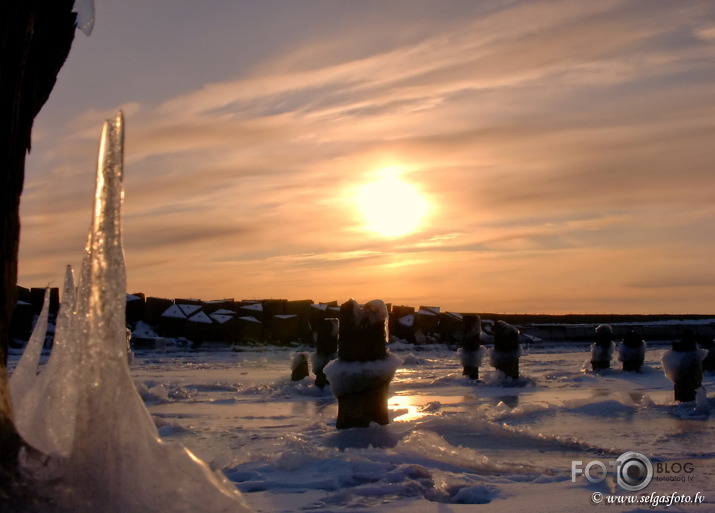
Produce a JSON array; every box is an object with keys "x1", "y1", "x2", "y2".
[
  {"x1": 326, "y1": 300, "x2": 399, "y2": 429},
  {"x1": 590, "y1": 324, "x2": 614, "y2": 371},
  {"x1": 669, "y1": 330, "x2": 703, "y2": 403},
  {"x1": 492, "y1": 320, "x2": 521, "y2": 380},
  {"x1": 290, "y1": 352, "x2": 309, "y2": 381},
  {"x1": 460, "y1": 314, "x2": 482, "y2": 379},
  {"x1": 619, "y1": 329, "x2": 646, "y2": 372},
  {"x1": 313, "y1": 318, "x2": 338, "y2": 388},
  {"x1": 0, "y1": 0, "x2": 76, "y2": 493}
]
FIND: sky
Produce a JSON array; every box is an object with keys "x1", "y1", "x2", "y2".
[{"x1": 19, "y1": 0, "x2": 715, "y2": 314}]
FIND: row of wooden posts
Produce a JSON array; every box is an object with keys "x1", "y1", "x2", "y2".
[
  {"x1": 298, "y1": 310, "x2": 713, "y2": 429},
  {"x1": 292, "y1": 301, "x2": 525, "y2": 429}
]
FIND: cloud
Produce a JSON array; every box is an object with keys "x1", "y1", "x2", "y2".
[{"x1": 20, "y1": 0, "x2": 715, "y2": 313}]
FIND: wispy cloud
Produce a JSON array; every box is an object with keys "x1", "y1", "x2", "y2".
[{"x1": 20, "y1": 0, "x2": 715, "y2": 313}]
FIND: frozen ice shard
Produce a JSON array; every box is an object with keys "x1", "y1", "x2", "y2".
[
  {"x1": 9, "y1": 288, "x2": 50, "y2": 411},
  {"x1": 13, "y1": 265, "x2": 78, "y2": 456},
  {"x1": 17, "y1": 112, "x2": 253, "y2": 513}
]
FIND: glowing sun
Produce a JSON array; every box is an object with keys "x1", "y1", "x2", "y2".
[{"x1": 356, "y1": 170, "x2": 430, "y2": 238}]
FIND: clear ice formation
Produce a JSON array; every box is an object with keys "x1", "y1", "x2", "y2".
[
  {"x1": 13, "y1": 267, "x2": 78, "y2": 456},
  {"x1": 11, "y1": 112, "x2": 253, "y2": 513},
  {"x1": 10, "y1": 288, "x2": 50, "y2": 411}
]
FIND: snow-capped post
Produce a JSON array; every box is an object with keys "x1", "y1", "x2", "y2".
[
  {"x1": 618, "y1": 329, "x2": 646, "y2": 372},
  {"x1": 662, "y1": 329, "x2": 707, "y2": 402},
  {"x1": 324, "y1": 299, "x2": 401, "y2": 429},
  {"x1": 590, "y1": 324, "x2": 614, "y2": 371},
  {"x1": 312, "y1": 318, "x2": 338, "y2": 388},
  {"x1": 291, "y1": 352, "x2": 309, "y2": 381},
  {"x1": 490, "y1": 321, "x2": 521, "y2": 380},
  {"x1": 460, "y1": 314, "x2": 485, "y2": 380}
]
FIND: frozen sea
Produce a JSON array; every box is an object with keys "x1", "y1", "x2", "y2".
[{"x1": 94, "y1": 340, "x2": 715, "y2": 513}]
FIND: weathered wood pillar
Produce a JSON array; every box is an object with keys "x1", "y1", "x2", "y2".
[
  {"x1": 663, "y1": 330, "x2": 704, "y2": 403},
  {"x1": 313, "y1": 318, "x2": 338, "y2": 388},
  {"x1": 460, "y1": 314, "x2": 483, "y2": 380},
  {"x1": 618, "y1": 329, "x2": 646, "y2": 372},
  {"x1": 491, "y1": 320, "x2": 521, "y2": 380},
  {"x1": 590, "y1": 324, "x2": 614, "y2": 371},
  {"x1": 290, "y1": 352, "x2": 309, "y2": 381},
  {"x1": 324, "y1": 300, "x2": 400, "y2": 429}
]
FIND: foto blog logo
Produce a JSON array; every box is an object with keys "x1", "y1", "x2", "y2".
[{"x1": 572, "y1": 451, "x2": 654, "y2": 492}]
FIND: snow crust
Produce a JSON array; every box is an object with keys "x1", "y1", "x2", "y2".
[
  {"x1": 324, "y1": 354, "x2": 401, "y2": 397},
  {"x1": 178, "y1": 303, "x2": 203, "y2": 317},
  {"x1": 489, "y1": 345, "x2": 523, "y2": 368},
  {"x1": 618, "y1": 340, "x2": 647, "y2": 362},
  {"x1": 291, "y1": 352, "x2": 309, "y2": 372},
  {"x1": 417, "y1": 309, "x2": 437, "y2": 316},
  {"x1": 190, "y1": 311, "x2": 214, "y2": 324},
  {"x1": 589, "y1": 341, "x2": 615, "y2": 362},
  {"x1": 459, "y1": 346, "x2": 487, "y2": 368},
  {"x1": 212, "y1": 314, "x2": 234, "y2": 324},
  {"x1": 239, "y1": 316, "x2": 261, "y2": 323},
  {"x1": 11, "y1": 336, "x2": 715, "y2": 512},
  {"x1": 661, "y1": 349, "x2": 708, "y2": 383},
  {"x1": 399, "y1": 314, "x2": 414, "y2": 327},
  {"x1": 162, "y1": 304, "x2": 187, "y2": 319}
]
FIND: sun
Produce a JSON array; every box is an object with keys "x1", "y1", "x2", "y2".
[{"x1": 355, "y1": 169, "x2": 430, "y2": 238}]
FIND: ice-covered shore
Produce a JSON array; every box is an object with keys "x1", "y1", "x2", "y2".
[{"x1": 76, "y1": 341, "x2": 714, "y2": 513}]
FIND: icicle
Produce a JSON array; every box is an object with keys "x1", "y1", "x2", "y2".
[
  {"x1": 20, "y1": 112, "x2": 254, "y2": 513},
  {"x1": 9, "y1": 287, "x2": 50, "y2": 410},
  {"x1": 72, "y1": 0, "x2": 95, "y2": 36},
  {"x1": 14, "y1": 266, "x2": 78, "y2": 456}
]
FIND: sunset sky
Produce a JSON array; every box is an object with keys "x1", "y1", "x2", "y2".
[{"x1": 20, "y1": 0, "x2": 715, "y2": 314}]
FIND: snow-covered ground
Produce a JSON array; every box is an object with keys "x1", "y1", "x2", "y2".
[{"x1": 96, "y1": 340, "x2": 715, "y2": 512}]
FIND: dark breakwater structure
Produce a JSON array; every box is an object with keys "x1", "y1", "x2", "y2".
[{"x1": 9, "y1": 288, "x2": 715, "y2": 350}]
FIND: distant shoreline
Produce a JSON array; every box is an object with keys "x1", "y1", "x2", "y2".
[{"x1": 466, "y1": 313, "x2": 715, "y2": 325}]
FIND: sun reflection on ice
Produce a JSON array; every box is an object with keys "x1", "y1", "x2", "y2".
[{"x1": 389, "y1": 394, "x2": 425, "y2": 422}]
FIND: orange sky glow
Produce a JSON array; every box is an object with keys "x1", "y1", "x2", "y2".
[{"x1": 19, "y1": 0, "x2": 715, "y2": 314}]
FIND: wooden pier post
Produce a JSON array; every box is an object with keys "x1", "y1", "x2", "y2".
[
  {"x1": 324, "y1": 300, "x2": 400, "y2": 429},
  {"x1": 491, "y1": 321, "x2": 521, "y2": 380},
  {"x1": 313, "y1": 318, "x2": 338, "y2": 388},
  {"x1": 460, "y1": 314, "x2": 483, "y2": 379}
]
